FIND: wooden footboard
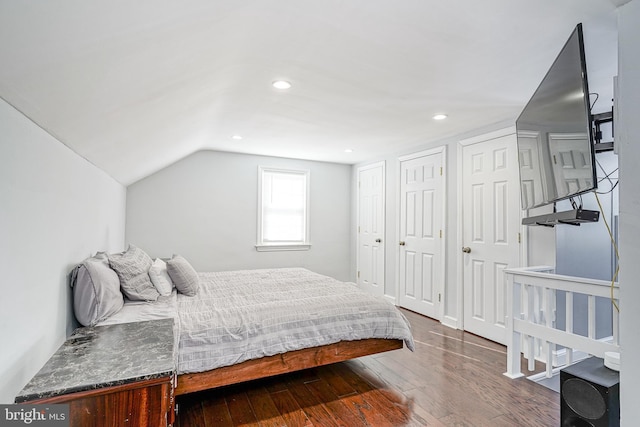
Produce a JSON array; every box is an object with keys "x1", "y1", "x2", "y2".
[{"x1": 175, "y1": 338, "x2": 403, "y2": 396}]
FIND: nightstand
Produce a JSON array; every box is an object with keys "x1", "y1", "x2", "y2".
[{"x1": 15, "y1": 318, "x2": 176, "y2": 427}]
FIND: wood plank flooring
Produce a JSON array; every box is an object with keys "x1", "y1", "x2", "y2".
[{"x1": 175, "y1": 309, "x2": 559, "y2": 426}]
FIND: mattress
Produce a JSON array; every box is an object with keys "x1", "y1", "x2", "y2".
[{"x1": 176, "y1": 268, "x2": 414, "y2": 374}]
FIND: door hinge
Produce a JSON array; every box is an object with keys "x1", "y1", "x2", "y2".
[
  {"x1": 438, "y1": 293, "x2": 441, "y2": 302},
  {"x1": 518, "y1": 232, "x2": 521, "y2": 244},
  {"x1": 358, "y1": 226, "x2": 360, "y2": 233},
  {"x1": 440, "y1": 229, "x2": 443, "y2": 238},
  {"x1": 440, "y1": 166, "x2": 443, "y2": 176},
  {"x1": 357, "y1": 271, "x2": 360, "y2": 278}
]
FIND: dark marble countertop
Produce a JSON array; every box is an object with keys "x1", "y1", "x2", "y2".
[{"x1": 15, "y1": 318, "x2": 176, "y2": 403}]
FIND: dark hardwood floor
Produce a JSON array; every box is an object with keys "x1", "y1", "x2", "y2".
[{"x1": 175, "y1": 309, "x2": 559, "y2": 426}]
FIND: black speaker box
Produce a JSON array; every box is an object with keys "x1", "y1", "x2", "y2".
[{"x1": 560, "y1": 357, "x2": 619, "y2": 427}]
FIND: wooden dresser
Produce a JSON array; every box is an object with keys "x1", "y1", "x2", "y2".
[{"x1": 15, "y1": 318, "x2": 176, "y2": 427}]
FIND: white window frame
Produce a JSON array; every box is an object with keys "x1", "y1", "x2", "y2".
[{"x1": 256, "y1": 166, "x2": 311, "y2": 252}]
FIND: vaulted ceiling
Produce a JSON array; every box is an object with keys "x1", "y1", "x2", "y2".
[{"x1": 0, "y1": 1, "x2": 620, "y2": 185}]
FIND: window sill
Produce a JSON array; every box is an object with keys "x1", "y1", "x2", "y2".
[{"x1": 255, "y1": 243, "x2": 311, "y2": 252}]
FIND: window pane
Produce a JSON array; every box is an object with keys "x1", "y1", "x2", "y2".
[
  {"x1": 269, "y1": 173, "x2": 305, "y2": 209},
  {"x1": 260, "y1": 169, "x2": 308, "y2": 244},
  {"x1": 264, "y1": 214, "x2": 304, "y2": 241}
]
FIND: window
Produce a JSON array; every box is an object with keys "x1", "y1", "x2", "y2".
[{"x1": 256, "y1": 167, "x2": 310, "y2": 251}]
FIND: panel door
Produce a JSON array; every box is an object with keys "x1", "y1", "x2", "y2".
[
  {"x1": 357, "y1": 162, "x2": 385, "y2": 296},
  {"x1": 399, "y1": 150, "x2": 444, "y2": 320},
  {"x1": 462, "y1": 133, "x2": 520, "y2": 344}
]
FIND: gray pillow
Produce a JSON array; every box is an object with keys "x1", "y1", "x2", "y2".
[
  {"x1": 71, "y1": 252, "x2": 124, "y2": 326},
  {"x1": 166, "y1": 255, "x2": 199, "y2": 296},
  {"x1": 108, "y1": 245, "x2": 159, "y2": 301}
]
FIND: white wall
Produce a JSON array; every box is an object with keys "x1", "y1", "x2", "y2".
[
  {"x1": 0, "y1": 98, "x2": 126, "y2": 403},
  {"x1": 126, "y1": 150, "x2": 352, "y2": 281},
  {"x1": 617, "y1": 0, "x2": 640, "y2": 424}
]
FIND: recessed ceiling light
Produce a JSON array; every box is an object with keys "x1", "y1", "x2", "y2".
[
  {"x1": 272, "y1": 80, "x2": 292, "y2": 89},
  {"x1": 344, "y1": 149, "x2": 353, "y2": 153},
  {"x1": 433, "y1": 114, "x2": 448, "y2": 120},
  {"x1": 231, "y1": 135, "x2": 243, "y2": 140}
]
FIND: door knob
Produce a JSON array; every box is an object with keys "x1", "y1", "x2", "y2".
[
  {"x1": 375, "y1": 238, "x2": 382, "y2": 243},
  {"x1": 462, "y1": 246, "x2": 471, "y2": 253},
  {"x1": 399, "y1": 241, "x2": 406, "y2": 246}
]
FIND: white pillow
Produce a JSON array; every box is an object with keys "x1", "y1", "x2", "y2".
[{"x1": 149, "y1": 258, "x2": 174, "y2": 296}]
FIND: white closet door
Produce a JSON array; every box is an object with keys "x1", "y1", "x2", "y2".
[
  {"x1": 461, "y1": 132, "x2": 521, "y2": 344},
  {"x1": 357, "y1": 162, "x2": 385, "y2": 297},
  {"x1": 398, "y1": 149, "x2": 445, "y2": 320}
]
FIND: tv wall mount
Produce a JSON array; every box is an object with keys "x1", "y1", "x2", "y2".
[{"x1": 593, "y1": 109, "x2": 614, "y2": 153}]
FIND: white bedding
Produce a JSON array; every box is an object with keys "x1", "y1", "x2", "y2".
[
  {"x1": 98, "y1": 268, "x2": 414, "y2": 375},
  {"x1": 176, "y1": 268, "x2": 414, "y2": 374},
  {"x1": 96, "y1": 289, "x2": 178, "y2": 326}
]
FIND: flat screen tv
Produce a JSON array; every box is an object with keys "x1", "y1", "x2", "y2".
[{"x1": 516, "y1": 23, "x2": 597, "y2": 211}]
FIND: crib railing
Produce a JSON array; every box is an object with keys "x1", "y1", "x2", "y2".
[{"x1": 503, "y1": 266, "x2": 619, "y2": 379}]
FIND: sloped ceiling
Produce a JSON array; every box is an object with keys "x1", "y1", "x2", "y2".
[{"x1": 0, "y1": 1, "x2": 618, "y2": 185}]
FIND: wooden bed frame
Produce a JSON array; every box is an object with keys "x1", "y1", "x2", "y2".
[{"x1": 175, "y1": 338, "x2": 403, "y2": 395}]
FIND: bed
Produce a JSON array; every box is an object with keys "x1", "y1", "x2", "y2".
[{"x1": 93, "y1": 266, "x2": 414, "y2": 395}]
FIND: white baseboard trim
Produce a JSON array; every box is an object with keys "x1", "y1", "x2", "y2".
[{"x1": 441, "y1": 315, "x2": 459, "y2": 330}]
